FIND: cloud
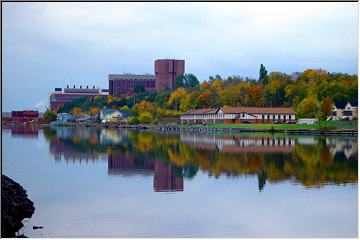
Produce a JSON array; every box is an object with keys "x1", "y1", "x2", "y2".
[{"x1": 2, "y1": 2, "x2": 358, "y2": 111}]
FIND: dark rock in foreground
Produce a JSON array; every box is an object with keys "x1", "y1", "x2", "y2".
[{"x1": 1, "y1": 175, "x2": 35, "y2": 238}]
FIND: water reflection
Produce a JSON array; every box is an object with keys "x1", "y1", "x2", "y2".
[
  {"x1": 43, "y1": 127, "x2": 357, "y2": 191},
  {"x1": 3, "y1": 125, "x2": 39, "y2": 138}
]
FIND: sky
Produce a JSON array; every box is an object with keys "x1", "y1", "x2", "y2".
[{"x1": 2, "y1": 2, "x2": 358, "y2": 112}]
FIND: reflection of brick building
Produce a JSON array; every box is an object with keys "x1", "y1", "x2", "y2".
[
  {"x1": 155, "y1": 59, "x2": 185, "y2": 91},
  {"x1": 108, "y1": 154, "x2": 155, "y2": 175},
  {"x1": 10, "y1": 125, "x2": 39, "y2": 138},
  {"x1": 49, "y1": 138, "x2": 99, "y2": 163},
  {"x1": 154, "y1": 161, "x2": 184, "y2": 192},
  {"x1": 108, "y1": 153, "x2": 183, "y2": 192}
]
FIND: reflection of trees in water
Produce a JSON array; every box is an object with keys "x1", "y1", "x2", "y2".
[{"x1": 44, "y1": 127, "x2": 357, "y2": 189}]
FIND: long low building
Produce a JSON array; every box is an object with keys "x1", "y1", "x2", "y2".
[{"x1": 180, "y1": 106, "x2": 296, "y2": 124}]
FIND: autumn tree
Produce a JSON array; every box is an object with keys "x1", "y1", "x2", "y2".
[
  {"x1": 132, "y1": 100, "x2": 159, "y2": 118},
  {"x1": 320, "y1": 96, "x2": 333, "y2": 120},
  {"x1": 70, "y1": 107, "x2": 82, "y2": 116},
  {"x1": 198, "y1": 90, "x2": 212, "y2": 107},
  {"x1": 89, "y1": 106, "x2": 100, "y2": 115},
  {"x1": 139, "y1": 111, "x2": 155, "y2": 124},
  {"x1": 168, "y1": 87, "x2": 187, "y2": 110},
  {"x1": 180, "y1": 93, "x2": 199, "y2": 112},
  {"x1": 221, "y1": 85, "x2": 237, "y2": 106},
  {"x1": 248, "y1": 85, "x2": 264, "y2": 107},
  {"x1": 296, "y1": 95, "x2": 318, "y2": 118}
]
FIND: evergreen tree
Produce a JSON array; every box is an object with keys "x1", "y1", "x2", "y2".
[{"x1": 259, "y1": 64, "x2": 268, "y2": 85}]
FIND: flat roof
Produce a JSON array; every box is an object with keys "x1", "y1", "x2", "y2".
[{"x1": 109, "y1": 74, "x2": 156, "y2": 80}]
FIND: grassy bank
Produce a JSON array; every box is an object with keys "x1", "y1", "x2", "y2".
[{"x1": 186, "y1": 120, "x2": 357, "y2": 131}]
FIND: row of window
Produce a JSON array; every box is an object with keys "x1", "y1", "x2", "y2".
[
  {"x1": 182, "y1": 113, "x2": 295, "y2": 120},
  {"x1": 111, "y1": 80, "x2": 155, "y2": 88}
]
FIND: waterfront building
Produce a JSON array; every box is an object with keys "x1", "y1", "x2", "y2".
[
  {"x1": 180, "y1": 106, "x2": 296, "y2": 124},
  {"x1": 49, "y1": 86, "x2": 108, "y2": 111},
  {"x1": 100, "y1": 109, "x2": 131, "y2": 123},
  {"x1": 2, "y1": 110, "x2": 44, "y2": 124},
  {"x1": 331, "y1": 101, "x2": 358, "y2": 120}
]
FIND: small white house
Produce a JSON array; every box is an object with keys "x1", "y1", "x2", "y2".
[
  {"x1": 100, "y1": 109, "x2": 131, "y2": 123},
  {"x1": 100, "y1": 109, "x2": 122, "y2": 123},
  {"x1": 298, "y1": 118, "x2": 317, "y2": 125},
  {"x1": 57, "y1": 113, "x2": 75, "y2": 124}
]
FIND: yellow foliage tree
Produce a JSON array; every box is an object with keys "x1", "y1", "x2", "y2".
[
  {"x1": 89, "y1": 106, "x2": 100, "y2": 115},
  {"x1": 70, "y1": 107, "x2": 82, "y2": 116}
]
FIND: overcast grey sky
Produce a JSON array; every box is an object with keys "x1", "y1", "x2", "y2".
[{"x1": 2, "y1": 2, "x2": 358, "y2": 112}]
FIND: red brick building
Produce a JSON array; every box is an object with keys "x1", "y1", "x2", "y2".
[
  {"x1": 155, "y1": 59, "x2": 185, "y2": 91},
  {"x1": 108, "y1": 74, "x2": 156, "y2": 95},
  {"x1": 2, "y1": 110, "x2": 45, "y2": 124},
  {"x1": 49, "y1": 86, "x2": 108, "y2": 111},
  {"x1": 180, "y1": 107, "x2": 296, "y2": 124},
  {"x1": 108, "y1": 59, "x2": 185, "y2": 95}
]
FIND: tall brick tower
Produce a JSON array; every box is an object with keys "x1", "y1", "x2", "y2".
[{"x1": 155, "y1": 59, "x2": 185, "y2": 92}]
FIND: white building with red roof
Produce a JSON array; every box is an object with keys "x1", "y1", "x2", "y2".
[{"x1": 180, "y1": 106, "x2": 296, "y2": 124}]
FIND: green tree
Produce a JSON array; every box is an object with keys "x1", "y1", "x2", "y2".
[
  {"x1": 259, "y1": 64, "x2": 268, "y2": 85},
  {"x1": 44, "y1": 109, "x2": 57, "y2": 123},
  {"x1": 175, "y1": 75, "x2": 185, "y2": 88},
  {"x1": 139, "y1": 111, "x2": 155, "y2": 124},
  {"x1": 184, "y1": 73, "x2": 200, "y2": 88}
]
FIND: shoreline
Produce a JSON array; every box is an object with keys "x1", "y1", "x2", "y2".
[{"x1": 4, "y1": 122, "x2": 356, "y2": 136}]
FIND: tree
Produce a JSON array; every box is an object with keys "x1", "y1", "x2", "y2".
[
  {"x1": 139, "y1": 111, "x2": 155, "y2": 124},
  {"x1": 248, "y1": 85, "x2": 264, "y2": 107},
  {"x1": 70, "y1": 107, "x2": 82, "y2": 116},
  {"x1": 184, "y1": 73, "x2": 199, "y2": 88},
  {"x1": 132, "y1": 100, "x2": 159, "y2": 118},
  {"x1": 89, "y1": 107, "x2": 100, "y2": 115},
  {"x1": 320, "y1": 96, "x2": 333, "y2": 121},
  {"x1": 198, "y1": 90, "x2": 212, "y2": 107},
  {"x1": 176, "y1": 73, "x2": 199, "y2": 89},
  {"x1": 259, "y1": 64, "x2": 268, "y2": 85},
  {"x1": 168, "y1": 87, "x2": 187, "y2": 110},
  {"x1": 221, "y1": 85, "x2": 237, "y2": 106},
  {"x1": 175, "y1": 75, "x2": 185, "y2": 88},
  {"x1": 120, "y1": 105, "x2": 130, "y2": 110},
  {"x1": 296, "y1": 95, "x2": 318, "y2": 118},
  {"x1": 180, "y1": 93, "x2": 199, "y2": 112},
  {"x1": 44, "y1": 109, "x2": 57, "y2": 123}
]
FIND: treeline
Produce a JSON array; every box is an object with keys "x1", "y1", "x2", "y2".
[{"x1": 54, "y1": 65, "x2": 357, "y2": 122}]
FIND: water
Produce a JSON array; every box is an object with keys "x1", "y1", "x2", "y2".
[{"x1": 2, "y1": 125, "x2": 358, "y2": 237}]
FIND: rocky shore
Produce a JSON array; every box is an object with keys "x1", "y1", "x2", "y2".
[{"x1": 1, "y1": 175, "x2": 35, "y2": 238}]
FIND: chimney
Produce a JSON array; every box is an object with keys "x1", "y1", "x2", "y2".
[
  {"x1": 73, "y1": 85, "x2": 75, "y2": 88},
  {"x1": 80, "y1": 85, "x2": 82, "y2": 89},
  {"x1": 67, "y1": 85, "x2": 69, "y2": 88},
  {"x1": 87, "y1": 86, "x2": 89, "y2": 89},
  {"x1": 93, "y1": 86, "x2": 95, "y2": 89}
]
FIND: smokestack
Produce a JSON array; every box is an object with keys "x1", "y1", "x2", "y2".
[
  {"x1": 80, "y1": 85, "x2": 82, "y2": 89},
  {"x1": 67, "y1": 85, "x2": 69, "y2": 88},
  {"x1": 86, "y1": 86, "x2": 89, "y2": 89},
  {"x1": 93, "y1": 86, "x2": 95, "y2": 89},
  {"x1": 73, "y1": 85, "x2": 75, "y2": 88}
]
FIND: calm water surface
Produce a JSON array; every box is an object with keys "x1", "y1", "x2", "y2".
[{"x1": 2, "y1": 126, "x2": 358, "y2": 237}]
